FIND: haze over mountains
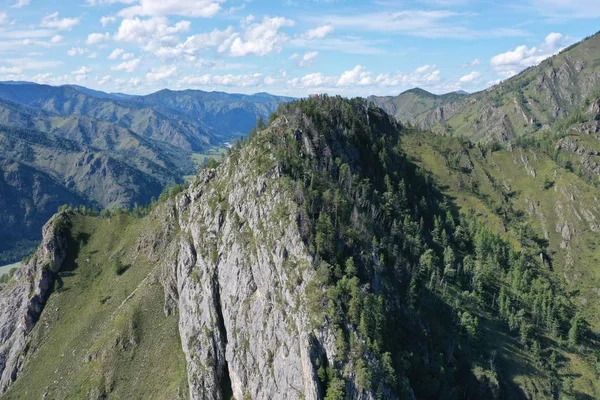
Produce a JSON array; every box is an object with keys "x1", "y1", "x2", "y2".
[{"x1": 0, "y1": 83, "x2": 293, "y2": 263}]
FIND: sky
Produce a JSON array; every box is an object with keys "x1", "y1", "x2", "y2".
[{"x1": 0, "y1": 0, "x2": 598, "y2": 97}]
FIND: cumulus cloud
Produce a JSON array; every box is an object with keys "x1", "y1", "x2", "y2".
[
  {"x1": 460, "y1": 58, "x2": 480, "y2": 68},
  {"x1": 301, "y1": 25, "x2": 334, "y2": 40},
  {"x1": 101, "y1": 16, "x2": 117, "y2": 26},
  {"x1": 181, "y1": 72, "x2": 270, "y2": 87},
  {"x1": 87, "y1": 32, "x2": 111, "y2": 45},
  {"x1": 68, "y1": 47, "x2": 89, "y2": 56},
  {"x1": 11, "y1": 0, "x2": 30, "y2": 8},
  {"x1": 229, "y1": 16, "x2": 295, "y2": 57},
  {"x1": 298, "y1": 51, "x2": 318, "y2": 67},
  {"x1": 22, "y1": 35, "x2": 64, "y2": 48},
  {"x1": 111, "y1": 58, "x2": 141, "y2": 72},
  {"x1": 459, "y1": 71, "x2": 481, "y2": 83},
  {"x1": 490, "y1": 32, "x2": 572, "y2": 77},
  {"x1": 108, "y1": 49, "x2": 125, "y2": 59},
  {"x1": 0, "y1": 66, "x2": 24, "y2": 81},
  {"x1": 98, "y1": 74, "x2": 111, "y2": 85},
  {"x1": 118, "y1": 0, "x2": 223, "y2": 18},
  {"x1": 337, "y1": 65, "x2": 374, "y2": 86},
  {"x1": 144, "y1": 16, "x2": 295, "y2": 59},
  {"x1": 72, "y1": 66, "x2": 92, "y2": 75},
  {"x1": 40, "y1": 12, "x2": 80, "y2": 31},
  {"x1": 287, "y1": 64, "x2": 441, "y2": 89},
  {"x1": 150, "y1": 26, "x2": 236, "y2": 58},
  {"x1": 146, "y1": 65, "x2": 177, "y2": 82},
  {"x1": 114, "y1": 17, "x2": 191, "y2": 57}
]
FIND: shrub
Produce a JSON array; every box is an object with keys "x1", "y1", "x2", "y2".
[{"x1": 112, "y1": 259, "x2": 129, "y2": 276}]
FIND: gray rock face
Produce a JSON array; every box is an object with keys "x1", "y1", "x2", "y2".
[
  {"x1": 0, "y1": 212, "x2": 68, "y2": 394},
  {"x1": 162, "y1": 147, "x2": 329, "y2": 399}
]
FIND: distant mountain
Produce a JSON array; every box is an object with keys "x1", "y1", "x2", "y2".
[
  {"x1": 133, "y1": 89, "x2": 295, "y2": 140},
  {"x1": 63, "y1": 85, "x2": 136, "y2": 101},
  {"x1": 0, "y1": 82, "x2": 293, "y2": 262},
  {"x1": 368, "y1": 88, "x2": 466, "y2": 125},
  {"x1": 375, "y1": 31, "x2": 600, "y2": 142}
]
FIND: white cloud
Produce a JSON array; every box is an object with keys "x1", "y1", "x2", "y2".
[
  {"x1": 87, "y1": 32, "x2": 111, "y2": 45},
  {"x1": 298, "y1": 51, "x2": 318, "y2": 67},
  {"x1": 68, "y1": 47, "x2": 89, "y2": 56},
  {"x1": 111, "y1": 58, "x2": 141, "y2": 72},
  {"x1": 146, "y1": 16, "x2": 294, "y2": 59},
  {"x1": 545, "y1": 32, "x2": 563, "y2": 47},
  {"x1": 122, "y1": 52, "x2": 135, "y2": 60},
  {"x1": 338, "y1": 65, "x2": 374, "y2": 86},
  {"x1": 114, "y1": 17, "x2": 191, "y2": 57},
  {"x1": 118, "y1": 0, "x2": 223, "y2": 18},
  {"x1": 22, "y1": 36, "x2": 64, "y2": 48},
  {"x1": 73, "y1": 66, "x2": 92, "y2": 75},
  {"x1": 40, "y1": 12, "x2": 80, "y2": 31},
  {"x1": 490, "y1": 32, "x2": 572, "y2": 77},
  {"x1": 288, "y1": 72, "x2": 336, "y2": 88},
  {"x1": 460, "y1": 58, "x2": 480, "y2": 68},
  {"x1": 289, "y1": 64, "x2": 442, "y2": 90},
  {"x1": 414, "y1": 64, "x2": 434, "y2": 74},
  {"x1": 459, "y1": 71, "x2": 481, "y2": 83},
  {"x1": 301, "y1": 25, "x2": 334, "y2": 40},
  {"x1": 100, "y1": 16, "x2": 117, "y2": 26},
  {"x1": 229, "y1": 16, "x2": 295, "y2": 57},
  {"x1": 181, "y1": 72, "x2": 269, "y2": 87},
  {"x1": 98, "y1": 74, "x2": 111, "y2": 85},
  {"x1": 0, "y1": 12, "x2": 8, "y2": 25},
  {"x1": 150, "y1": 26, "x2": 236, "y2": 58},
  {"x1": 146, "y1": 65, "x2": 177, "y2": 82},
  {"x1": 11, "y1": 0, "x2": 30, "y2": 8},
  {"x1": 0, "y1": 66, "x2": 23, "y2": 74},
  {"x1": 108, "y1": 48, "x2": 125, "y2": 59},
  {"x1": 0, "y1": 66, "x2": 24, "y2": 81},
  {"x1": 88, "y1": 52, "x2": 98, "y2": 59}
]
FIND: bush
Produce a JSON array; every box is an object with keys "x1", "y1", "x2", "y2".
[
  {"x1": 112, "y1": 259, "x2": 129, "y2": 276},
  {"x1": 0, "y1": 267, "x2": 17, "y2": 284}
]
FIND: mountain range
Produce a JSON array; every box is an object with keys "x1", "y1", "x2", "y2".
[{"x1": 0, "y1": 83, "x2": 293, "y2": 263}]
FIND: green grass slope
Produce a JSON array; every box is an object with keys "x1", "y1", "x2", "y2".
[{"x1": 3, "y1": 212, "x2": 188, "y2": 399}]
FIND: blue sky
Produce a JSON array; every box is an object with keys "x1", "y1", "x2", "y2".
[{"x1": 0, "y1": 0, "x2": 598, "y2": 97}]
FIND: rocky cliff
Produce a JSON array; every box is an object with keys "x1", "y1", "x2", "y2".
[
  {"x1": 163, "y1": 159, "x2": 324, "y2": 400},
  {"x1": 0, "y1": 212, "x2": 68, "y2": 393}
]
